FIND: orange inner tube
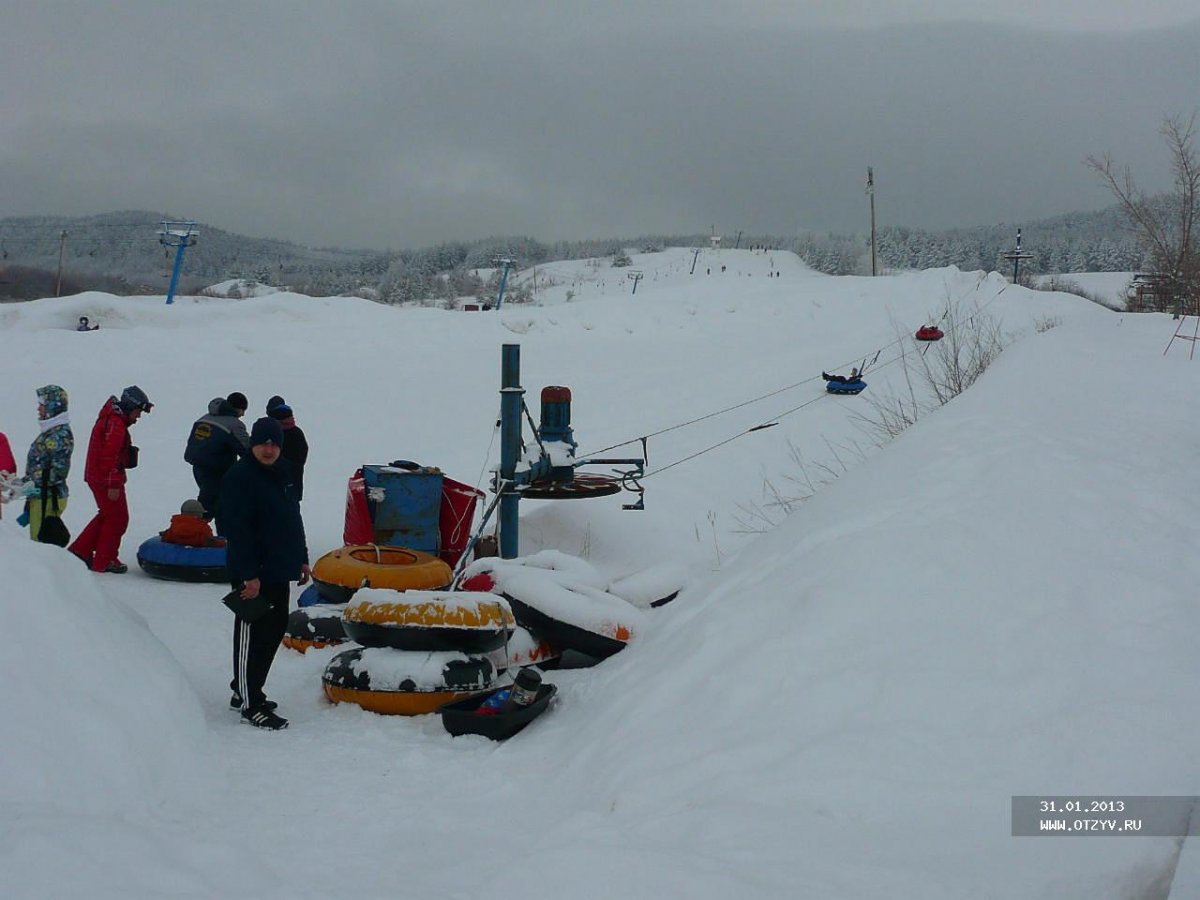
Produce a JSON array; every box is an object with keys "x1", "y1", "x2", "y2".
[
  {"x1": 312, "y1": 544, "x2": 452, "y2": 592},
  {"x1": 282, "y1": 636, "x2": 342, "y2": 654},
  {"x1": 323, "y1": 682, "x2": 480, "y2": 716}
]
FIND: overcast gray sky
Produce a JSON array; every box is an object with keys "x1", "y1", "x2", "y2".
[{"x1": 3, "y1": 1, "x2": 1198, "y2": 250}]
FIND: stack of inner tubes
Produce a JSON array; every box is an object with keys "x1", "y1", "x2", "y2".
[{"x1": 321, "y1": 589, "x2": 514, "y2": 716}]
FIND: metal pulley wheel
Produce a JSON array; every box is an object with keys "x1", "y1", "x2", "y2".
[{"x1": 519, "y1": 473, "x2": 622, "y2": 499}]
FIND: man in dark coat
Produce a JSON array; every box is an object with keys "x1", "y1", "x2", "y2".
[
  {"x1": 220, "y1": 417, "x2": 310, "y2": 730},
  {"x1": 185, "y1": 397, "x2": 250, "y2": 530},
  {"x1": 266, "y1": 395, "x2": 309, "y2": 501}
]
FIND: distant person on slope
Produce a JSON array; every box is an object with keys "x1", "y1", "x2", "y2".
[
  {"x1": 21, "y1": 385, "x2": 74, "y2": 540},
  {"x1": 185, "y1": 396, "x2": 250, "y2": 530},
  {"x1": 821, "y1": 367, "x2": 860, "y2": 384},
  {"x1": 69, "y1": 386, "x2": 152, "y2": 574},
  {"x1": 266, "y1": 395, "x2": 309, "y2": 501},
  {"x1": 77, "y1": 316, "x2": 99, "y2": 332}
]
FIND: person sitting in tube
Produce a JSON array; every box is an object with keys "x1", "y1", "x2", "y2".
[
  {"x1": 160, "y1": 498, "x2": 226, "y2": 547},
  {"x1": 822, "y1": 367, "x2": 860, "y2": 384}
]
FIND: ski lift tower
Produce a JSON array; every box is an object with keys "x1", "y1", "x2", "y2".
[
  {"x1": 492, "y1": 256, "x2": 517, "y2": 310},
  {"x1": 1002, "y1": 228, "x2": 1033, "y2": 285},
  {"x1": 157, "y1": 221, "x2": 198, "y2": 305}
]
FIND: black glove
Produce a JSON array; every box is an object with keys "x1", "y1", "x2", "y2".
[{"x1": 127, "y1": 445, "x2": 140, "y2": 469}]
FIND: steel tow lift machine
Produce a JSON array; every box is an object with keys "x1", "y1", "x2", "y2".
[{"x1": 489, "y1": 343, "x2": 645, "y2": 560}]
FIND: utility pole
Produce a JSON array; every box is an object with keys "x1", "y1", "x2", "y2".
[
  {"x1": 690, "y1": 248, "x2": 701, "y2": 274},
  {"x1": 492, "y1": 257, "x2": 516, "y2": 310},
  {"x1": 1003, "y1": 228, "x2": 1033, "y2": 285},
  {"x1": 55, "y1": 230, "x2": 68, "y2": 297},
  {"x1": 498, "y1": 344, "x2": 523, "y2": 558},
  {"x1": 866, "y1": 168, "x2": 877, "y2": 277},
  {"x1": 157, "y1": 221, "x2": 198, "y2": 305}
]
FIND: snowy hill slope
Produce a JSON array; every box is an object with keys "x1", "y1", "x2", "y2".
[{"x1": 2, "y1": 250, "x2": 1194, "y2": 898}]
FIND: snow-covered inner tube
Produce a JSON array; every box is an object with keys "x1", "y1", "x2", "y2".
[
  {"x1": 322, "y1": 646, "x2": 495, "y2": 716},
  {"x1": 136, "y1": 536, "x2": 228, "y2": 583},
  {"x1": 341, "y1": 589, "x2": 515, "y2": 652},
  {"x1": 459, "y1": 555, "x2": 645, "y2": 661},
  {"x1": 504, "y1": 594, "x2": 629, "y2": 660},
  {"x1": 606, "y1": 562, "x2": 690, "y2": 609},
  {"x1": 312, "y1": 544, "x2": 453, "y2": 603},
  {"x1": 485, "y1": 624, "x2": 562, "y2": 674},
  {"x1": 282, "y1": 604, "x2": 348, "y2": 654}
]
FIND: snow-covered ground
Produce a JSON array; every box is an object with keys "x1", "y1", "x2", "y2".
[
  {"x1": 202, "y1": 278, "x2": 282, "y2": 299},
  {"x1": 2, "y1": 247, "x2": 1196, "y2": 898},
  {"x1": 1034, "y1": 271, "x2": 1134, "y2": 309}
]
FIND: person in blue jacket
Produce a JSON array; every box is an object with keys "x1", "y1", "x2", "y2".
[
  {"x1": 184, "y1": 396, "x2": 250, "y2": 532},
  {"x1": 219, "y1": 417, "x2": 310, "y2": 730},
  {"x1": 22, "y1": 384, "x2": 75, "y2": 540}
]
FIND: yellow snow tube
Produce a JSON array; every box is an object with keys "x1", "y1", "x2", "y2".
[
  {"x1": 282, "y1": 606, "x2": 348, "y2": 654},
  {"x1": 322, "y1": 684, "x2": 477, "y2": 716},
  {"x1": 312, "y1": 544, "x2": 452, "y2": 592},
  {"x1": 342, "y1": 592, "x2": 515, "y2": 652},
  {"x1": 321, "y1": 646, "x2": 495, "y2": 716}
]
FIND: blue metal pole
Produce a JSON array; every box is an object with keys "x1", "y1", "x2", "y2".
[
  {"x1": 165, "y1": 239, "x2": 189, "y2": 305},
  {"x1": 499, "y1": 344, "x2": 523, "y2": 558},
  {"x1": 495, "y1": 262, "x2": 512, "y2": 310}
]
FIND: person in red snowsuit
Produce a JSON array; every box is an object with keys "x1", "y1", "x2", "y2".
[
  {"x1": 69, "y1": 386, "x2": 153, "y2": 573},
  {"x1": 0, "y1": 430, "x2": 16, "y2": 521}
]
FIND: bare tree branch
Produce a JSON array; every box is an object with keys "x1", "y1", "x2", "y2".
[{"x1": 1088, "y1": 111, "x2": 1200, "y2": 312}]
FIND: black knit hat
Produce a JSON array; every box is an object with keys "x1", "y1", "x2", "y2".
[
  {"x1": 227, "y1": 392, "x2": 248, "y2": 413},
  {"x1": 266, "y1": 395, "x2": 286, "y2": 411},
  {"x1": 250, "y1": 416, "x2": 284, "y2": 447}
]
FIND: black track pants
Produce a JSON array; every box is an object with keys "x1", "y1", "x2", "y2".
[{"x1": 232, "y1": 582, "x2": 289, "y2": 709}]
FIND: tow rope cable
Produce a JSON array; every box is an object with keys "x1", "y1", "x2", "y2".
[{"x1": 589, "y1": 277, "x2": 1012, "y2": 478}]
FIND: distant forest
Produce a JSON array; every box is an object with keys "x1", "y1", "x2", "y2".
[{"x1": 0, "y1": 205, "x2": 1150, "y2": 303}]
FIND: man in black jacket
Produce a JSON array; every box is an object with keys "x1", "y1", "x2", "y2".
[
  {"x1": 266, "y1": 395, "x2": 309, "y2": 501},
  {"x1": 220, "y1": 417, "x2": 311, "y2": 730},
  {"x1": 185, "y1": 397, "x2": 250, "y2": 531}
]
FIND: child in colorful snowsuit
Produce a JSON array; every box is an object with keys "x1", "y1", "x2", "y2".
[{"x1": 22, "y1": 385, "x2": 74, "y2": 539}]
